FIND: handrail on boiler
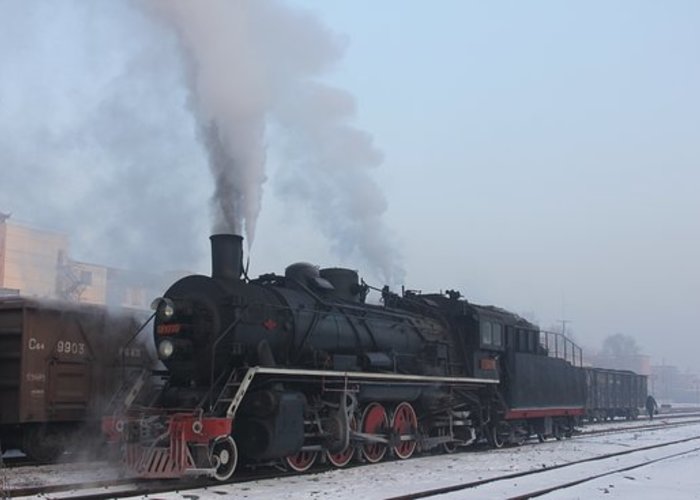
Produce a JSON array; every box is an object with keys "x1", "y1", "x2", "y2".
[{"x1": 120, "y1": 311, "x2": 156, "y2": 380}]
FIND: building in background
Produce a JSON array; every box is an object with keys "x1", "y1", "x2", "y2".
[
  {"x1": 0, "y1": 213, "x2": 166, "y2": 309},
  {"x1": 650, "y1": 364, "x2": 700, "y2": 404},
  {"x1": 0, "y1": 213, "x2": 71, "y2": 299}
]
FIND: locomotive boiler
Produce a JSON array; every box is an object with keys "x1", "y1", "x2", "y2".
[
  {"x1": 104, "y1": 234, "x2": 584, "y2": 481},
  {"x1": 155, "y1": 235, "x2": 462, "y2": 389}
]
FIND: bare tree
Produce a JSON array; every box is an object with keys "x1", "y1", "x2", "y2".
[{"x1": 600, "y1": 333, "x2": 640, "y2": 358}]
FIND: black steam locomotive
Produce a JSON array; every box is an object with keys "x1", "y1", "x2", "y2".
[{"x1": 104, "y1": 234, "x2": 586, "y2": 480}]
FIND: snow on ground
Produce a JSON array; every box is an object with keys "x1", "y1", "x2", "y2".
[
  {"x1": 1, "y1": 459, "x2": 122, "y2": 490},
  {"x1": 541, "y1": 449, "x2": 700, "y2": 500},
  {"x1": 3, "y1": 417, "x2": 700, "y2": 499},
  {"x1": 436, "y1": 433, "x2": 700, "y2": 499},
  {"x1": 1, "y1": 414, "x2": 691, "y2": 490},
  {"x1": 115, "y1": 421, "x2": 700, "y2": 500}
]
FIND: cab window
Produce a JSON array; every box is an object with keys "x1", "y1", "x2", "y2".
[
  {"x1": 492, "y1": 323, "x2": 503, "y2": 346},
  {"x1": 517, "y1": 329, "x2": 528, "y2": 351},
  {"x1": 480, "y1": 321, "x2": 503, "y2": 348},
  {"x1": 480, "y1": 321, "x2": 492, "y2": 345}
]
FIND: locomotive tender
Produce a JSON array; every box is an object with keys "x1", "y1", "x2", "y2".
[{"x1": 104, "y1": 234, "x2": 588, "y2": 480}]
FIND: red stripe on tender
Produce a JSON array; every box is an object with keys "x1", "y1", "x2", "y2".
[{"x1": 505, "y1": 407, "x2": 585, "y2": 419}]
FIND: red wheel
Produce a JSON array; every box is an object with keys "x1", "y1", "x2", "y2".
[
  {"x1": 360, "y1": 402, "x2": 388, "y2": 463},
  {"x1": 391, "y1": 402, "x2": 418, "y2": 459},
  {"x1": 285, "y1": 450, "x2": 318, "y2": 472},
  {"x1": 326, "y1": 416, "x2": 357, "y2": 468}
]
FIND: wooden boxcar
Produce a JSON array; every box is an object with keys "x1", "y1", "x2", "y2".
[{"x1": 0, "y1": 297, "x2": 150, "y2": 461}]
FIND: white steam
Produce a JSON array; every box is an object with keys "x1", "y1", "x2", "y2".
[{"x1": 146, "y1": 0, "x2": 404, "y2": 283}]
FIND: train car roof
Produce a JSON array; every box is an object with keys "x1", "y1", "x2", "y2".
[
  {"x1": 0, "y1": 295, "x2": 149, "y2": 318},
  {"x1": 470, "y1": 303, "x2": 539, "y2": 329},
  {"x1": 584, "y1": 366, "x2": 644, "y2": 376}
]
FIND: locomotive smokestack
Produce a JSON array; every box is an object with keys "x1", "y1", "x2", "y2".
[{"x1": 210, "y1": 234, "x2": 243, "y2": 281}]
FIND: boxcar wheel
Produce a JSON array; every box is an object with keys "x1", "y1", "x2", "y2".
[{"x1": 22, "y1": 425, "x2": 65, "y2": 463}]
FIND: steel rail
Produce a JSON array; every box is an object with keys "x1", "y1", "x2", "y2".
[
  {"x1": 507, "y1": 444, "x2": 700, "y2": 499},
  {"x1": 386, "y1": 434, "x2": 700, "y2": 500}
]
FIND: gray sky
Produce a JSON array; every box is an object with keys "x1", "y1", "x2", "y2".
[{"x1": 1, "y1": 1, "x2": 698, "y2": 370}]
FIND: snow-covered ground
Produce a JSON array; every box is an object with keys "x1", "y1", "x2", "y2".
[
  {"x1": 167, "y1": 422, "x2": 700, "y2": 500},
  {"x1": 437, "y1": 433, "x2": 700, "y2": 499},
  {"x1": 4, "y1": 419, "x2": 700, "y2": 499},
  {"x1": 540, "y1": 449, "x2": 700, "y2": 500},
  {"x1": 1, "y1": 458, "x2": 122, "y2": 491}
]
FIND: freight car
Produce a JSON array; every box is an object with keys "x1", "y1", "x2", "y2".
[
  {"x1": 103, "y1": 234, "x2": 586, "y2": 480},
  {"x1": 0, "y1": 297, "x2": 150, "y2": 461},
  {"x1": 584, "y1": 367, "x2": 647, "y2": 421}
]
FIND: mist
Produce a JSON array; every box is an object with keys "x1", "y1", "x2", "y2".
[
  {"x1": 0, "y1": 0, "x2": 403, "y2": 283},
  {"x1": 2, "y1": 0, "x2": 698, "y2": 373},
  {"x1": 0, "y1": 0, "x2": 211, "y2": 272}
]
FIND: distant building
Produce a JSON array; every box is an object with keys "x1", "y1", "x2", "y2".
[
  {"x1": 0, "y1": 216, "x2": 72, "y2": 299},
  {"x1": 0, "y1": 215, "x2": 172, "y2": 310},
  {"x1": 650, "y1": 364, "x2": 700, "y2": 404}
]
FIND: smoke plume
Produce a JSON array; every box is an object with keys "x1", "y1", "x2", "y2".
[
  {"x1": 0, "y1": 0, "x2": 404, "y2": 283},
  {"x1": 145, "y1": 1, "x2": 269, "y2": 241},
  {"x1": 146, "y1": 0, "x2": 404, "y2": 283}
]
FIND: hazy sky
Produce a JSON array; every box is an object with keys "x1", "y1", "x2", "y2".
[{"x1": 1, "y1": 1, "x2": 698, "y2": 370}]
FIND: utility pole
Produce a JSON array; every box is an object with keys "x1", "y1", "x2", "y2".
[{"x1": 559, "y1": 319, "x2": 571, "y2": 336}]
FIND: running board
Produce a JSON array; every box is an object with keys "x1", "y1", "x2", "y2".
[{"x1": 226, "y1": 366, "x2": 497, "y2": 420}]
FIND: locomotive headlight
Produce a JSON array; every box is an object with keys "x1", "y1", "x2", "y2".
[
  {"x1": 158, "y1": 339, "x2": 175, "y2": 360},
  {"x1": 151, "y1": 297, "x2": 176, "y2": 321},
  {"x1": 161, "y1": 302, "x2": 175, "y2": 319}
]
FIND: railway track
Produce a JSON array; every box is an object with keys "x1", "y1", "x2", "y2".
[
  {"x1": 387, "y1": 435, "x2": 700, "y2": 499},
  {"x1": 506, "y1": 444, "x2": 699, "y2": 500},
  {"x1": 3, "y1": 465, "x2": 304, "y2": 499},
  {"x1": 0, "y1": 457, "x2": 34, "y2": 469},
  {"x1": 5, "y1": 415, "x2": 700, "y2": 499},
  {"x1": 577, "y1": 415, "x2": 700, "y2": 439}
]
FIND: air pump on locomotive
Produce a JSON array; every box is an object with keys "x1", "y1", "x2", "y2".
[{"x1": 103, "y1": 234, "x2": 584, "y2": 480}]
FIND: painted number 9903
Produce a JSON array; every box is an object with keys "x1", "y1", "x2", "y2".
[{"x1": 56, "y1": 340, "x2": 86, "y2": 355}]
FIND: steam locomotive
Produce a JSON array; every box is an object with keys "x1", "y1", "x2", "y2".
[{"x1": 103, "y1": 234, "x2": 587, "y2": 480}]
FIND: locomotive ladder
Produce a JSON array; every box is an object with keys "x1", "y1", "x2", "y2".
[
  {"x1": 107, "y1": 368, "x2": 150, "y2": 413},
  {"x1": 210, "y1": 369, "x2": 254, "y2": 417}
]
